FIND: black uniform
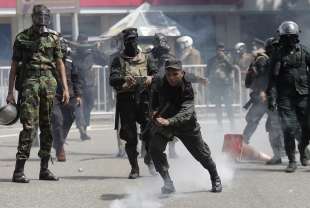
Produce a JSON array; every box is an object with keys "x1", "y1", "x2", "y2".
[
  {"x1": 149, "y1": 71, "x2": 221, "y2": 193},
  {"x1": 110, "y1": 51, "x2": 158, "y2": 175},
  {"x1": 52, "y1": 55, "x2": 82, "y2": 153},
  {"x1": 267, "y1": 43, "x2": 310, "y2": 166}
]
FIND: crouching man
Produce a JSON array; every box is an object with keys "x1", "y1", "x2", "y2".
[{"x1": 149, "y1": 59, "x2": 222, "y2": 194}]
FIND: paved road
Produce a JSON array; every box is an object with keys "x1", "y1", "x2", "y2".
[{"x1": 0, "y1": 117, "x2": 310, "y2": 208}]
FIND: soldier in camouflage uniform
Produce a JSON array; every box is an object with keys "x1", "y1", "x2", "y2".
[
  {"x1": 149, "y1": 59, "x2": 222, "y2": 194},
  {"x1": 6, "y1": 4, "x2": 70, "y2": 183},
  {"x1": 207, "y1": 43, "x2": 236, "y2": 128},
  {"x1": 267, "y1": 21, "x2": 310, "y2": 172},
  {"x1": 52, "y1": 37, "x2": 82, "y2": 162},
  {"x1": 109, "y1": 28, "x2": 158, "y2": 179}
]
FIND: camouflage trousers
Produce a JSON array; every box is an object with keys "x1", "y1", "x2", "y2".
[{"x1": 16, "y1": 75, "x2": 57, "y2": 160}]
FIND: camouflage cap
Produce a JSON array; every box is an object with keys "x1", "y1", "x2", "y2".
[
  {"x1": 165, "y1": 59, "x2": 182, "y2": 71},
  {"x1": 122, "y1": 28, "x2": 138, "y2": 40}
]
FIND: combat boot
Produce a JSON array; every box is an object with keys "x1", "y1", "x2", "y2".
[
  {"x1": 56, "y1": 146, "x2": 66, "y2": 162},
  {"x1": 211, "y1": 176, "x2": 222, "y2": 193},
  {"x1": 285, "y1": 161, "x2": 297, "y2": 173},
  {"x1": 12, "y1": 159, "x2": 30, "y2": 183},
  {"x1": 79, "y1": 127, "x2": 91, "y2": 141},
  {"x1": 266, "y1": 157, "x2": 282, "y2": 165},
  {"x1": 128, "y1": 157, "x2": 140, "y2": 179},
  {"x1": 128, "y1": 168, "x2": 140, "y2": 179},
  {"x1": 39, "y1": 157, "x2": 59, "y2": 181},
  {"x1": 160, "y1": 171, "x2": 175, "y2": 194},
  {"x1": 298, "y1": 144, "x2": 308, "y2": 166}
]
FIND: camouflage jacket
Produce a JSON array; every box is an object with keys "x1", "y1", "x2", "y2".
[
  {"x1": 12, "y1": 26, "x2": 63, "y2": 73},
  {"x1": 151, "y1": 76, "x2": 199, "y2": 130}
]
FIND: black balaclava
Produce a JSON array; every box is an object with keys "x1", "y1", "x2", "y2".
[{"x1": 124, "y1": 37, "x2": 139, "y2": 57}]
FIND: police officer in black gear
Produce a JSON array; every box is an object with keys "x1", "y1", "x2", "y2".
[
  {"x1": 149, "y1": 59, "x2": 222, "y2": 194},
  {"x1": 52, "y1": 37, "x2": 82, "y2": 161},
  {"x1": 110, "y1": 28, "x2": 158, "y2": 179},
  {"x1": 267, "y1": 21, "x2": 310, "y2": 172}
]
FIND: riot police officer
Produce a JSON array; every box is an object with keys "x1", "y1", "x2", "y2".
[
  {"x1": 109, "y1": 28, "x2": 158, "y2": 179},
  {"x1": 267, "y1": 21, "x2": 310, "y2": 172},
  {"x1": 6, "y1": 4, "x2": 70, "y2": 183},
  {"x1": 52, "y1": 38, "x2": 82, "y2": 162}
]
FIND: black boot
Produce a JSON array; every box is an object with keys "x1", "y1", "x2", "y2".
[
  {"x1": 266, "y1": 157, "x2": 282, "y2": 165},
  {"x1": 39, "y1": 157, "x2": 59, "y2": 181},
  {"x1": 285, "y1": 161, "x2": 297, "y2": 173},
  {"x1": 128, "y1": 157, "x2": 139, "y2": 179},
  {"x1": 79, "y1": 127, "x2": 91, "y2": 141},
  {"x1": 211, "y1": 176, "x2": 222, "y2": 193},
  {"x1": 298, "y1": 144, "x2": 308, "y2": 166},
  {"x1": 12, "y1": 159, "x2": 29, "y2": 183},
  {"x1": 160, "y1": 171, "x2": 175, "y2": 194}
]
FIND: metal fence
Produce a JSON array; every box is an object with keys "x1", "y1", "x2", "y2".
[{"x1": 0, "y1": 65, "x2": 248, "y2": 114}]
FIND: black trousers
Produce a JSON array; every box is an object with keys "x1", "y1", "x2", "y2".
[
  {"x1": 277, "y1": 95, "x2": 309, "y2": 162},
  {"x1": 118, "y1": 93, "x2": 152, "y2": 167},
  {"x1": 52, "y1": 98, "x2": 77, "y2": 151},
  {"x1": 75, "y1": 87, "x2": 95, "y2": 128},
  {"x1": 149, "y1": 125, "x2": 219, "y2": 179}
]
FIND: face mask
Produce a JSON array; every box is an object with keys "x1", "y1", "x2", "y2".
[
  {"x1": 279, "y1": 35, "x2": 298, "y2": 48},
  {"x1": 32, "y1": 12, "x2": 50, "y2": 34},
  {"x1": 124, "y1": 39, "x2": 138, "y2": 56}
]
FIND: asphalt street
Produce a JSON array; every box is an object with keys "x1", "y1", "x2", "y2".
[{"x1": 1, "y1": 115, "x2": 310, "y2": 208}]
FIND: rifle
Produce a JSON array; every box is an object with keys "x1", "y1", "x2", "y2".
[
  {"x1": 141, "y1": 102, "x2": 171, "y2": 140},
  {"x1": 243, "y1": 98, "x2": 253, "y2": 110}
]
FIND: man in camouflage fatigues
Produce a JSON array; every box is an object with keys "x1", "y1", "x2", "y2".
[
  {"x1": 109, "y1": 28, "x2": 158, "y2": 179},
  {"x1": 6, "y1": 4, "x2": 69, "y2": 183}
]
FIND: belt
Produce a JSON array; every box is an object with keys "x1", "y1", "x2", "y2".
[{"x1": 27, "y1": 70, "x2": 53, "y2": 77}]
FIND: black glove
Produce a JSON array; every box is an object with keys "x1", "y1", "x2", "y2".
[{"x1": 267, "y1": 98, "x2": 277, "y2": 111}]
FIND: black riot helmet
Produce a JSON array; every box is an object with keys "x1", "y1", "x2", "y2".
[
  {"x1": 31, "y1": 4, "x2": 51, "y2": 27},
  {"x1": 278, "y1": 21, "x2": 300, "y2": 36}
]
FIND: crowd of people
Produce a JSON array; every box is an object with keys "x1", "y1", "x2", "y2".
[{"x1": 3, "y1": 4, "x2": 310, "y2": 195}]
